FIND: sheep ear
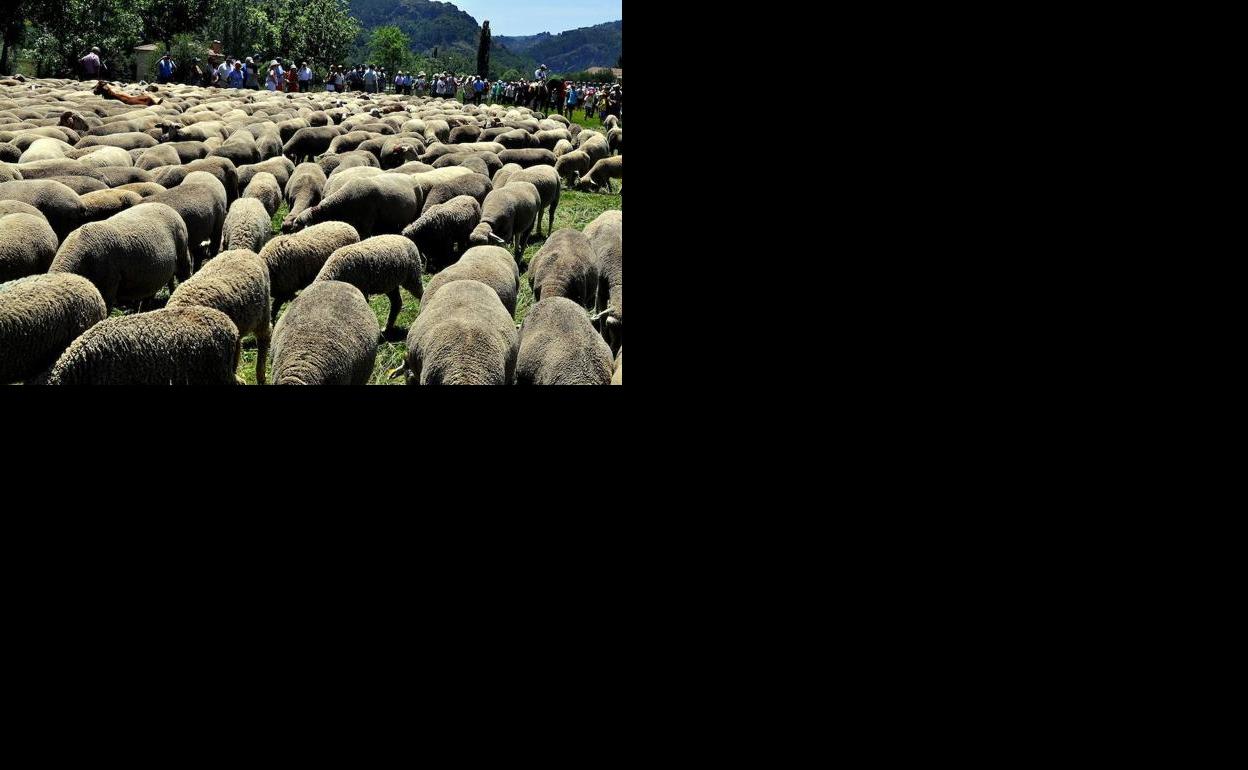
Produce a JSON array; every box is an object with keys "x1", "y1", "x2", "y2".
[{"x1": 489, "y1": 233, "x2": 506, "y2": 244}]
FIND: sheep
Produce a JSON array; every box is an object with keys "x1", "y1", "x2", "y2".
[
  {"x1": 468, "y1": 181, "x2": 541, "y2": 262},
  {"x1": 322, "y1": 165, "x2": 384, "y2": 199},
  {"x1": 164, "y1": 140, "x2": 211, "y2": 164},
  {"x1": 495, "y1": 129, "x2": 532, "y2": 150},
  {"x1": 515, "y1": 297, "x2": 614, "y2": 385},
  {"x1": 19, "y1": 137, "x2": 72, "y2": 163},
  {"x1": 261, "y1": 220, "x2": 360, "y2": 321},
  {"x1": 13, "y1": 158, "x2": 106, "y2": 181},
  {"x1": 149, "y1": 156, "x2": 239, "y2": 203},
  {"x1": 497, "y1": 165, "x2": 560, "y2": 237},
  {"x1": 167, "y1": 248, "x2": 272, "y2": 385},
  {"x1": 276, "y1": 119, "x2": 311, "y2": 145},
  {"x1": 611, "y1": 349, "x2": 622, "y2": 385},
  {"x1": 402, "y1": 196, "x2": 482, "y2": 273},
  {"x1": 0, "y1": 164, "x2": 22, "y2": 183},
  {"x1": 243, "y1": 171, "x2": 282, "y2": 217},
  {"x1": 422, "y1": 245, "x2": 520, "y2": 316},
  {"x1": 608, "y1": 127, "x2": 622, "y2": 155},
  {"x1": 0, "y1": 179, "x2": 85, "y2": 242},
  {"x1": 497, "y1": 148, "x2": 557, "y2": 170},
  {"x1": 254, "y1": 130, "x2": 283, "y2": 161},
  {"x1": 0, "y1": 273, "x2": 107, "y2": 384},
  {"x1": 574, "y1": 129, "x2": 604, "y2": 149},
  {"x1": 0, "y1": 142, "x2": 21, "y2": 162},
  {"x1": 554, "y1": 150, "x2": 591, "y2": 186},
  {"x1": 48, "y1": 201, "x2": 190, "y2": 311},
  {"x1": 75, "y1": 132, "x2": 158, "y2": 151},
  {"x1": 283, "y1": 125, "x2": 341, "y2": 163},
  {"x1": 0, "y1": 200, "x2": 46, "y2": 220},
  {"x1": 399, "y1": 279, "x2": 518, "y2": 385},
  {"x1": 0, "y1": 212, "x2": 59, "y2": 282},
  {"x1": 532, "y1": 129, "x2": 572, "y2": 150},
  {"x1": 209, "y1": 129, "x2": 261, "y2": 167},
  {"x1": 134, "y1": 144, "x2": 181, "y2": 171},
  {"x1": 236, "y1": 156, "x2": 295, "y2": 191},
  {"x1": 579, "y1": 133, "x2": 611, "y2": 165},
  {"x1": 70, "y1": 146, "x2": 135, "y2": 169},
  {"x1": 317, "y1": 149, "x2": 378, "y2": 176},
  {"x1": 270, "y1": 280, "x2": 378, "y2": 385},
  {"x1": 491, "y1": 163, "x2": 522, "y2": 189},
  {"x1": 448, "y1": 124, "x2": 481, "y2": 144},
  {"x1": 79, "y1": 188, "x2": 143, "y2": 223},
  {"x1": 422, "y1": 119, "x2": 451, "y2": 144},
  {"x1": 115, "y1": 182, "x2": 167, "y2": 197},
  {"x1": 159, "y1": 120, "x2": 227, "y2": 142},
  {"x1": 313, "y1": 235, "x2": 424, "y2": 333},
  {"x1": 432, "y1": 151, "x2": 501, "y2": 179},
  {"x1": 526, "y1": 228, "x2": 599, "y2": 310},
  {"x1": 96, "y1": 166, "x2": 152, "y2": 187},
  {"x1": 282, "y1": 162, "x2": 325, "y2": 227},
  {"x1": 552, "y1": 139, "x2": 573, "y2": 158},
  {"x1": 41, "y1": 305, "x2": 241, "y2": 385},
  {"x1": 46, "y1": 175, "x2": 107, "y2": 195},
  {"x1": 575, "y1": 155, "x2": 622, "y2": 193},
  {"x1": 285, "y1": 174, "x2": 421, "y2": 239},
  {"x1": 222, "y1": 197, "x2": 273, "y2": 254},
  {"x1": 379, "y1": 136, "x2": 423, "y2": 169},
  {"x1": 584, "y1": 209, "x2": 622, "y2": 353},
  {"x1": 144, "y1": 171, "x2": 227, "y2": 272},
  {"x1": 327, "y1": 130, "x2": 380, "y2": 155}
]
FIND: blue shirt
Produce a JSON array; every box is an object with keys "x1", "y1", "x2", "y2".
[
  {"x1": 158, "y1": 59, "x2": 175, "y2": 77},
  {"x1": 227, "y1": 69, "x2": 244, "y2": 88}
]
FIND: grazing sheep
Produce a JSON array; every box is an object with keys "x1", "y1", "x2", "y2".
[
  {"x1": 468, "y1": 181, "x2": 540, "y2": 262},
  {"x1": 276, "y1": 119, "x2": 310, "y2": 145},
  {"x1": 0, "y1": 273, "x2": 108, "y2": 384},
  {"x1": 243, "y1": 171, "x2": 282, "y2": 217},
  {"x1": 498, "y1": 165, "x2": 560, "y2": 237},
  {"x1": 135, "y1": 144, "x2": 181, "y2": 170},
  {"x1": 0, "y1": 212, "x2": 60, "y2": 281},
  {"x1": 612, "y1": 349, "x2": 621, "y2": 385},
  {"x1": 42, "y1": 306, "x2": 240, "y2": 385},
  {"x1": 167, "y1": 248, "x2": 272, "y2": 384},
  {"x1": 282, "y1": 162, "x2": 326, "y2": 227},
  {"x1": 448, "y1": 124, "x2": 481, "y2": 144},
  {"x1": 159, "y1": 120, "x2": 227, "y2": 142},
  {"x1": 579, "y1": 133, "x2": 611, "y2": 165},
  {"x1": 148, "y1": 157, "x2": 239, "y2": 204},
  {"x1": 0, "y1": 200, "x2": 46, "y2": 221},
  {"x1": 236, "y1": 156, "x2": 295, "y2": 192},
  {"x1": 552, "y1": 139, "x2": 573, "y2": 158},
  {"x1": 584, "y1": 209, "x2": 622, "y2": 353},
  {"x1": 314, "y1": 235, "x2": 423, "y2": 332},
  {"x1": 75, "y1": 132, "x2": 158, "y2": 151},
  {"x1": 271, "y1": 280, "x2": 378, "y2": 385},
  {"x1": 328, "y1": 130, "x2": 380, "y2": 155},
  {"x1": 532, "y1": 129, "x2": 572, "y2": 150},
  {"x1": 208, "y1": 129, "x2": 261, "y2": 166},
  {"x1": 322, "y1": 165, "x2": 384, "y2": 198},
  {"x1": 13, "y1": 158, "x2": 106, "y2": 182},
  {"x1": 379, "y1": 136, "x2": 424, "y2": 169},
  {"x1": 554, "y1": 150, "x2": 591, "y2": 187},
  {"x1": 575, "y1": 155, "x2": 623, "y2": 193},
  {"x1": 608, "y1": 127, "x2": 622, "y2": 155},
  {"x1": 422, "y1": 119, "x2": 451, "y2": 144},
  {"x1": 574, "y1": 129, "x2": 604, "y2": 149},
  {"x1": 48, "y1": 201, "x2": 190, "y2": 310},
  {"x1": 317, "y1": 149, "x2": 378, "y2": 176},
  {"x1": 491, "y1": 162, "x2": 523, "y2": 189},
  {"x1": 603, "y1": 115, "x2": 620, "y2": 131},
  {"x1": 527, "y1": 228, "x2": 600, "y2": 310},
  {"x1": 95, "y1": 166, "x2": 152, "y2": 187},
  {"x1": 79, "y1": 188, "x2": 142, "y2": 223},
  {"x1": 164, "y1": 140, "x2": 211, "y2": 164},
  {"x1": 497, "y1": 148, "x2": 557, "y2": 169},
  {"x1": 144, "y1": 171, "x2": 227, "y2": 271},
  {"x1": 420, "y1": 172, "x2": 493, "y2": 213},
  {"x1": 0, "y1": 164, "x2": 23, "y2": 183},
  {"x1": 19, "y1": 137, "x2": 72, "y2": 163},
  {"x1": 286, "y1": 174, "x2": 420, "y2": 239},
  {"x1": 422, "y1": 245, "x2": 520, "y2": 316},
  {"x1": 70, "y1": 145, "x2": 135, "y2": 169},
  {"x1": 402, "y1": 195, "x2": 482, "y2": 273},
  {"x1": 495, "y1": 129, "x2": 532, "y2": 150},
  {"x1": 222, "y1": 197, "x2": 273, "y2": 254},
  {"x1": 0, "y1": 179, "x2": 85, "y2": 242},
  {"x1": 261, "y1": 221, "x2": 360, "y2": 321},
  {"x1": 400, "y1": 279, "x2": 518, "y2": 385},
  {"x1": 515, "y1": 297, "x2": 614, "y2": 385}
]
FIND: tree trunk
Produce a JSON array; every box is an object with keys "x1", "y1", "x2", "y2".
[{"x1": 1, "y1": 39, "x2": 9, "y2": 75}]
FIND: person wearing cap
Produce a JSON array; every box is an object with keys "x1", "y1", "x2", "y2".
[
  {"x1": 156, "y1": 53, "x2": 176, "y2": 84},
  {"x1": 79, "y1": 47, "x2": 102, "y2": 81}
]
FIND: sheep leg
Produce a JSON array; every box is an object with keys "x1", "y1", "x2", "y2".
[
  {"x1": 548, "y1": 203, "x2": 556, "y2": 235},
  {"x1": 386, "y1": 287, "x2": 402, "y2": 332},
  {"x1": 605, "y1": 179, "x2": 613, "y2": 194},
  {"x1": 256, "y1": 331, "x2": 269, "y2": 385},
  {"x1": 535, "y1": 207, "x2": 544, "y2": 237}
]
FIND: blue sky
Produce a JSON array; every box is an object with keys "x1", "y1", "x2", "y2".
[{"x1": 451, "y1": 1, "x2": 622, "y2": 37}]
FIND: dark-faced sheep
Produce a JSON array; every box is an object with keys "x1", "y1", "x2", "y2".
[
  {"x1": 402, "y1": 195, "x2": 482, "y2": 273},
  {"x1": 0, "y1": 212, "x2": 59, "y2": 282},
  {"x1": 516, "y1": 297, "x2": 614, "y2": 385},
  {"x1": 43, "y1": 305, "x2": 240, "y2": 385},
  {"x1": 422, "y1": 245, "x2": 520, "y2": 316},
  {"x1": 271, "y1": 280, "x2": 378, "y2": 385},
  {"x1": 261, "y1": 220, "x2": 360, "y2": 322},
  {"x1": 313, "y1": 235, "x2": 424, "y2": 332},
  {"x1": 168, "y1": 249, "x2": 272, "y2": 384},
  {"x1": 468, "y1": 181, "x2": 540, "y2": 263},
  {"x1": 285, "y1": 174, "x2": 420, "y2": 239},
  {"x1": 0, "y1": 273, "x2": 108, "y2": 384},
  {"x1": 222, "y1": 197, "x2": 273, "y2": 254},
  {"x1": 527, "y1": 228, "x2": 600, "y2": 310},
  {"x1": 399, "y1": 279, "x2": 518, "y2": 385},
  {"x1": 0, "y1": 179, "x2": 85, "y2": 242},
  {"x1": 48, "y1": 201, "x2": 190, "y2": 310}
]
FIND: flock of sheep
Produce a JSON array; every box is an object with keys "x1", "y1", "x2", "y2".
[{"x1": 0, "y1": 75, "x2": 622, "y2": 385}]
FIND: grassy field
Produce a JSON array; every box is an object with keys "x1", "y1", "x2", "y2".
[{"x1": 225, "y1": 186, "x2": 621, "y2": 384}]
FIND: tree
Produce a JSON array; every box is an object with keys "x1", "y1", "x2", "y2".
[
  {"x1": 369, "y1": 25, "x2": 410, "y2": 75},
  {"x1": 27, "y1": 0, "x2": 150, "y2": 78},
  {"x1": 143, "y1": 0, "x2": 211, "y2": 51},
  {"x1": 476, "y1": 20, "x2": 490, "y2": 77},
  {"x1": 2, "y1": 5, "x2": 33, "y2": 75},
  {"x1": 298, "y1": 0, "x2": 361, "y2": 68}
]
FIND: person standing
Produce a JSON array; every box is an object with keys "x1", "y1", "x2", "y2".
[
  {"x1": 266, "y1": 63, "x2": 280, "y2": 91},
  {"x1": 244, "y1": 57, "x2": 259, "y2": 89},
  {"x1": 214, "y1": 58, "x2": 230, "y2": 88},
  {"x1": 565, "y1": 82, "x2": 578, "y2": 118},
  {"x1": 156, "y1": 53, "x2": 176, "y2": 84},
  {"x1": 363, "y1": 64, "x2": 377, "y2": 93},
  {"x1": 298, "y1": 61, "x2": 313, "y2": 93},
  {"x1": 227, "y1": 61, "x2": 245, "y2": 89},
  {"x1": 79, "y1": 47, "x2": 103, "y2": 81}
]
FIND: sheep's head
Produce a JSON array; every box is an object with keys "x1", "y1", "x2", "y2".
[
  {"x1": 59, "y1": 111, "x2": 89, "y2": 132},
  {"x1": 282, "y1": 208, "x2": 311, "y2": 234},
  {"x1": 469, "y1": 223, "x2": 504, "y2": 247}
]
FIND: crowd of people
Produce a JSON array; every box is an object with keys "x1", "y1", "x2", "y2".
[{"x1": 79, "y1": 50, "x2": 623, "y2": 121}]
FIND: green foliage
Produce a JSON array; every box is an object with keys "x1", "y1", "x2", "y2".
[
  {"x1": 496, "y1": 21, "x2": 621, "y2": 72},
  {"x1": 203, "y1": 0, "x2": 358, "y2": 69},
  {"x1": 559, "y1": 69, "x2": 616, "y2": 84},
  {"x1": 369, "y1": 25, "x2": 412, "y2": 74},
  {"x1": 500, "y1": 68, "x2": 521, "y2": 83}
]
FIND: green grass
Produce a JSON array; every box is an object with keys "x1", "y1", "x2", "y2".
[{"x1": 231, "y1": 189, "x2": 622, "y2": 385}]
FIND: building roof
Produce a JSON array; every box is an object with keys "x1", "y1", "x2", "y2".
[{"x1": 134, "y1": 43, "x2": 159, "y2": 52}]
